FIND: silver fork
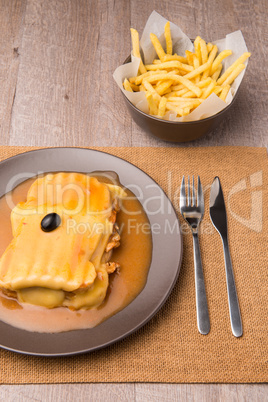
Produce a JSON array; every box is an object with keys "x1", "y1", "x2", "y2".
[{"x1": 180, "y1": 176, "x2": 210, "y2": 335}]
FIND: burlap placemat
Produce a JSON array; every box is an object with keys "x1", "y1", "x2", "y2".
[{"x1": 0, "y1": 146, "x2": 267, "y2": 384}]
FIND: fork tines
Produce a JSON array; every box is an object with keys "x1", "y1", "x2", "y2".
[{"x1": 180, "y1": 175, "x2": 203, "y2": 208}]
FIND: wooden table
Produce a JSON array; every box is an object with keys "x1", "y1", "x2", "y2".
[{"x1": 0, "y1": 0, "x2": 267, "y2": 399}]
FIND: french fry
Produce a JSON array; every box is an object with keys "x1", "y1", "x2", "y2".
[
  {"x1": 182, "y1": 107, "x2": 191, "y2": 116},
  {"x1": 166, "y1": 102, "x2": 201, "y2": 115},
  {"x1": 166, "y1": 103, "x2": 185, "y2": 116},
  {"x1": 170, "y1": 84, "x2": 185, "y2": 91},
  {"x1": 164, "y1": 91, "x2": 180, "y2": 98},
  {"x1": 123, "y1": 78, "x2": 133, "y2": 92},
  {"x1": 220, "y1": 64, "x2": 245, "y2": 86},
  {"x1": 158, "y1": 96, "x2": 167, "y2": 117},
  {"x1": 183, "y1": 45, "x2": 218, "y2": 80},
  {"x1": 163, "y1": 54, "x2": 188, "y2": 63},
  {"x1": 130, "y1": 82, "x2": 140, "y2": 91},
  {"x1": 155, "y1": 80, "x2": 163, "y2": 88},
  {"x1": 146, "y1": 92, "x2": 158, "y2": 115},
  {"x1": 174, "y1": 87, "x2": 191, "y2": 96},
  {"x1": 177, "y1": 77, "x2": 202, "y2": 97},
  {"x1": 219, "y1": 84, "x2": 230, "y2": 101},
  {"x1": 185, "y1": 50, "x2": 194, "y2": 66},
  {"x1": 193, "y1": 54, "x2": 200, "y2": 83},
  {"x1": 133, "y1": 70, "x2": 168, "y2": 85},
  {"x1": 144, "y1": 74, "x2": 202, "y2": 97},
  {"x1": 176, "y1": 75, "x2": 202, "y2": 96},
  {"x1": 143, "y1": 81, "x2": 161, "y2": 103},
  {"x1": 167, "y1": 69, "x2": 181, "y2": 75},
  {"x1": 167, "y1": 97, "x2": 202, "y2": 103},
  {"x1": 197, "y1": 78, "x2": 213, "y2": 88},
  {"x1": 211, "y1": 50, "x2": 232, "y2": 74},
  {"x1": 143, "y1": 73, "x2": 175, "y2": 83},
  {"x1": 213, "y1": 86, "x2": 224, "y2": 96},
  {"x1": 150, "y1": 33, "x2": 166, "y2": 61},
  {"x1": 140, "y1": 83, "x2": 146, "y2": 92},
  {"x1": 129, "y1": 77, "x2": 136, "y2": 84},
  {"x1": 145, "y1": 60, "x2": 193, "y2": 73},
  {"x1": 166, "y1": 101, "x2": 203, "y2": 112},
  {"x1": 211, "y1": 64, "x2": 223, "y2": 81},
  {"x1": 194, "y1": 36, "x2": 202, "y2": 64},
  {"x1": 208, "y1": 45, "x2": 219, "y2": 63},
  {"x1": 202, "y1": 45, "x2": 218, "y2": 80},
  {"x1": 200, "y1": 38, "x2": 208, "y2": 64},
  {"x1": 164, "y1": 88, "x2": 172, "y2": 95},
  {"x1": 202, "y1": 44, "x2": 219, "y2": 79},
  {"x1": 171, "y1": 79, "x2": 211, "y2": 96},
  {"x1": 207, "y1": 42, "x2": 213, "y2": 53},
  {"x1": 202, "y1": 70, "x2": 210, "y2": 80},
  {"x1": 217, "y1": 52, "x2": 251, "y2": 85},
  {"x1": 130, "y1": 28, "x2": 147, "y2": 74},
  {"x1": 164, "y1": 21, "x2": 173, "y2": 55},
  {"x1": 182, "y1": 90, "x2": 197, "y2": 98},
  {"x1": 155, "y1": 80, "x2": 174, "y2": 95},
  {"x1": 201, "y1": 80, "x2": 217, "y2": 99}
]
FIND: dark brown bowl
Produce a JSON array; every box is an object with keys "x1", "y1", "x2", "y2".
[{"x1": 122, "y1": 55, "x2": 239, "y2": 142}]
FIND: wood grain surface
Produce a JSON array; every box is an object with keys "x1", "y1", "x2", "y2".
[
  {"x1": 0, "y1": 0, "x2": 267, "y2": 148},
  {"x1": 0, "y1": 0, "x2": 267, "y2": 400}
]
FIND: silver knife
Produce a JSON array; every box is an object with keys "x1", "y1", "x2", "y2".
[{"x1": 209, "y1": 177, "x2": 243, "y2": 337}]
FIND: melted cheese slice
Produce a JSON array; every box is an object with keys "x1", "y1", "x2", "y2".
[{"x1": 0, "y1": 173, "x2": 126, "y2": 309}]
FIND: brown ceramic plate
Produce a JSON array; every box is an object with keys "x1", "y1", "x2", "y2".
[{"x1": 0, "y1": 147, "x2": 182, "y2": 356}]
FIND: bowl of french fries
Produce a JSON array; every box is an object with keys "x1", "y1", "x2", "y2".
[{"x1": 113, "y1": 12, "x2": 251, "y2": 142}]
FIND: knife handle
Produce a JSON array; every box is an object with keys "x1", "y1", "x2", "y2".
[
  {"x1": 192, "y1": 233, "x2": 210, "y2": 335},
  {"x1": 222, "y1": 237, "x2": 243, "y2": 337}
]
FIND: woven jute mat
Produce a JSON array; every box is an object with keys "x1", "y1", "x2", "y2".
[{"x1": 0, "y1": 146, "x2": 267, "y2": 384}]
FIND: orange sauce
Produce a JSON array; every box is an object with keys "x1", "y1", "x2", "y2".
[{"x1": 0, "y1": 174, "x2": 152, "y2": 333}]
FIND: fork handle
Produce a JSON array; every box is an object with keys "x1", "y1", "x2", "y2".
[{"x1": 192, "y1": 232, "x2": 210, "y2": 335}]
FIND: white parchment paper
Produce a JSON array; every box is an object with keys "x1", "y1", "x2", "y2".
[{"x1": 113, "y1": 11, "x2": 249, "y2": 121}]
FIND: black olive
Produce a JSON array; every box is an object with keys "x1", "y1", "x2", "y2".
[{"x1": 41, "y1": 213, "x2": 61, "y2": 232}]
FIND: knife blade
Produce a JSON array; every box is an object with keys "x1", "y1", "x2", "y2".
[{"x1": 210, "y1": 177, "x2": 243, "y2": 337}]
